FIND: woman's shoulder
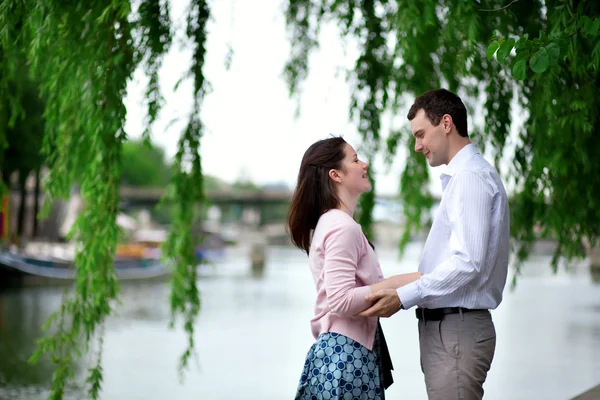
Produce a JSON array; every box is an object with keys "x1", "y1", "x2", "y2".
[
  {"x1": 316, "y1": 209, "x2": 363, "y2": 241},
  {"x1": 318, "y1": 209, "x2": 358, "y2": 228}
]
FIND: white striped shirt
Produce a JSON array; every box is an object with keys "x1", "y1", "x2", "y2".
[{"x1": 397, "y1": 144, "x2": 510, "y2": 310}]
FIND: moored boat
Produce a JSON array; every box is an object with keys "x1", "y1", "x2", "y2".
[{"x1": 0, "y1": 248, "x2": 168, "y2": 286}]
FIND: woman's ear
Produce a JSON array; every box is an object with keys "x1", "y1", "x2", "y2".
[{"x1": 328, "y1": 169, "x2": 342, "y2": 184}]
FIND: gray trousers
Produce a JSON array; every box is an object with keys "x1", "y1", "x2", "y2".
[{"x1": 418, "y1": 310, "x2": 496, "y2": 400}]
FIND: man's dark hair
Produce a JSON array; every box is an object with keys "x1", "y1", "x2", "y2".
[{"x1": 407, "y1": 88, "x2": 469, "y2": 137}]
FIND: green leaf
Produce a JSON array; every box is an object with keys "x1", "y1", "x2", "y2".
[
  {"x1": 517, "y1": 36, "x2": 534, "y2": 51},
  {"x1": 513, "y1": 49, "x2": 530, "y2": 64},
  {"x1": 468, "y1": 20, "x2": 479, "y2": 44},
  {"x1": 555, "y1": 34, "x2": 570, "y2": 51},
  {"x1": 497, "y1": 38, "x2": 515, "y2": 63},
  {"x1": 582, "y1": 18, "x2": 595, "y2": 36},
  {"x1": 512, "y1": 59, "x2": 527, "y2": 80},
  {"x1": 486, "y1": 41, "x2": 500, "y2": 60},
  {"x1": 515, "y1": 36, "x2": 527, "y2": 50},
  {"x1": 546, "y1": 42, "x2": 560, "y2": 65},
  {"x1": 530, "y1": 47, "x2": 550, "y2": 73},
  {"x1": 584, "y1": 18, "x2": 600, "y2": 37},
  {"x1": 578, "y1": 15, "x2": 591, "y2": 30}
]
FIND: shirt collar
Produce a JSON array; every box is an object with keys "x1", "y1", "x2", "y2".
[{"x1": 440, "y1": 143, "x2": 479, "y2": 190}]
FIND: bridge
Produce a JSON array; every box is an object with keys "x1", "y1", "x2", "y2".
[
  {"x1": 118, "y1": 186, "x2": 419, "y2": 228},
  {"x1": 119, "y1": 187, "x2": 295, "y2": 206},
  {"x1": 118, "y1": 186, "x2": 405, "y2": 207}
]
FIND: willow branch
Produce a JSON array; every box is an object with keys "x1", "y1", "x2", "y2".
[{"x1": 479, "y1": 0, "x2": 519, "y2": 12}]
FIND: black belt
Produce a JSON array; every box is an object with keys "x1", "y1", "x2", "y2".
[{"x1": 416, "y1": 307, "x2": 486, "y2": 321}]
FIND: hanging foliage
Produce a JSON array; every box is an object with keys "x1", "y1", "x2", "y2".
[
  {"x1": 1, "y1": 0, "x2": 599, "y2": 398},
  {"x1": 284, "y1": 0, "x2": 600, "y2": 282},
  {"x1": 0, "y1": 0, "x2": 208, "y2": 398}
]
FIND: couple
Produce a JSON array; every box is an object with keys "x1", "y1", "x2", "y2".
[{"x1": 287, "y1": 88, "x2": 510, "y2": 400}]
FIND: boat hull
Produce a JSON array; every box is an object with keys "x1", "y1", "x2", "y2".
[{"x1": 0, "y1": 251, "x2": 169, "y2": 287}]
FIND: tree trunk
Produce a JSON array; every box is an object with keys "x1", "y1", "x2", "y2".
[
  {"x1": 587, "y1": 245, "x2": 600, "y2": 272},
  {"x1": 32, "y1": 167, "x2": 41, "y2": 238},
  {"x1": 582, "y1": 237, "x2": 600, "y2": 276},
  {"x1": 17, "y1": 170, "x2": 28, "y2": 238}
]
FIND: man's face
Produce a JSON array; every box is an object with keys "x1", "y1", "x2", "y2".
[{"x1": 410, "y1": 109, "x2": 448, "y2": 167}]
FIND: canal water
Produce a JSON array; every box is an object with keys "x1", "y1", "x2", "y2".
[{"x1": 0, "y1": 242, "x2": 599, "y2": 399}]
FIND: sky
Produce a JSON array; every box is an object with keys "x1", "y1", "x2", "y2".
[
  {"x1": 124, "y1": 0, "x2": 520, "y2": 197},
  {"x1": 123, "y1": 0, "x2": 435, "y2": 196}
]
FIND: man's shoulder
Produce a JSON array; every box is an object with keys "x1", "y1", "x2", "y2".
[{"x1": 451, "y1": 162, "x2": 505, "y2": 197}]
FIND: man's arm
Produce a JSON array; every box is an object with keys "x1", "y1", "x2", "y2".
[
  {"x1": 357, "y1": 289, "x2": 403, "y2": 317},
  {"x1": 361, "y1": 171, "x2": 494, "y2": 316},
  {"x1": 397, "y1": 171, "x2": 493, "y2": 309},
  {"x1": 355, "y1": 273, "x2": 422, "y2": 317}
]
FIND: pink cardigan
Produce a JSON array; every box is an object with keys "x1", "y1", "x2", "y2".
[{"x1": 307, "y1": 209, "x2": 383, "y2": 350}]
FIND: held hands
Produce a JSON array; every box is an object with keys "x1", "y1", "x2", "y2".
[
  {"x1": 357, "y1": 289, "x2": 402, "y2": 318},
  {"x1": 357, "y1": 271, "x2": 421, "y2": 318}
]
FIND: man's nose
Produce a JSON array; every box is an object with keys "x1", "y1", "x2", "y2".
[{"x1": 414, "y1": 140, "x2": 423, "y2": 152}]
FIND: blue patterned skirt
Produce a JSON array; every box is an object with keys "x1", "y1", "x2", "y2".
[{"x1": 295, "y1": 326, "x2": 390, "y2": 400}]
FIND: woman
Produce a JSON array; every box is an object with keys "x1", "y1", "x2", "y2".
[{"x1": 287, "y1": 136, "x2": 422, "y2": 399}]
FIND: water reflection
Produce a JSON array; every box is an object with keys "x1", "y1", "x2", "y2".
[
  {"x1": 0, "y1": 243, "x2": 599, "y2": 400},
  {"x1": 0, "y1": 287, "x2": 85, "y2": 399},
  {"x1": 108, "y1": 281, "x2": 170, "y2": 324}
]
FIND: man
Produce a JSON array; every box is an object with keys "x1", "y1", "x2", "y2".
[{"x1": 359, "y1": 88, "x2": 510, "y2": 399}]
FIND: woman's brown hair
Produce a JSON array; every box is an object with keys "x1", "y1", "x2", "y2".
[{"x1": 286, "y1": 136, "x2": 347, "y2": 254}]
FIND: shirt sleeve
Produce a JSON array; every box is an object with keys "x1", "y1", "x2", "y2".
[
  {"x1": 322, "y1": 217, "x2": 371, "y2": 316},
  {"x1": 397, "y1": 171, "x2": 493, "y2": 309}
]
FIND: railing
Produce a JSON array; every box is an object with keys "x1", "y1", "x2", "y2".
[
  {"x1": 119, "y1": 186, "x2": 410, "y2": 205},
  {"x1": 119, "y1": 187, "x2": 294, "y2": 205}
]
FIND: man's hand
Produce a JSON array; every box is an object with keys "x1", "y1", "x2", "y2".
[{"x1": 357, "y1": 289, "x2": 402, "y2": 318}]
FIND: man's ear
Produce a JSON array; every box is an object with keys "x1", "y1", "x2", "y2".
[{"x1": 442, "y1": 114, "x2": 453, "y2": 134}]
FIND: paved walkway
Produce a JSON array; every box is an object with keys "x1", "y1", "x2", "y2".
[{"x1": 571, "y1": 384, "x2": 600, "y2": 399}]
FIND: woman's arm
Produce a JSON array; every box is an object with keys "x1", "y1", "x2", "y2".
[
  {"x1": 368, "y1": 272, "x2": 423, "y2": 294},
  {"x1": 351, "y1": 272, "x2": 422, "y2": 318},
  {"x1": 321, "y1": 220, "x2": 374, "y2": 316}
]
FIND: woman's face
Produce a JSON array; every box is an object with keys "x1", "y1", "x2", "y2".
[{"x1": 335, "y1": 143, "x2": 371, "y2": 195}]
